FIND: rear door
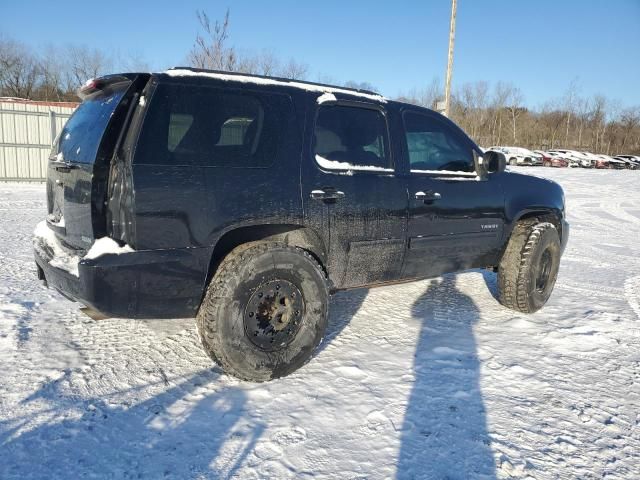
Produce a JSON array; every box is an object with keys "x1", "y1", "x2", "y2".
[
  {"x1": 46, "y1": 75, "x2": 146, "y2": 249},
  {"x1": 301, "y1": 100, "x2": 408, "y2": 289},
  {"x1": 400, "y1": 109, "x2": 505, "y2": 279}
]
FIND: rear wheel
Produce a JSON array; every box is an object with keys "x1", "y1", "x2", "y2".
[
  {"x1": 544, "y1": 161, "x2": 552, "y2": 167},
  {"x1": 197, "y1": 242, "x2": 329, "y2": 382},
  {"x1": 509, "y1": 158, "x2": 518, "y2": 166},
  {"x1": 498, "y1": 221, "x2": 561, "y2": 313}
]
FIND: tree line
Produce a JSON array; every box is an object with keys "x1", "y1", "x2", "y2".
[
  {"x1": 0, "y1": 35, "x2": 150, "y2": 102},
  {"x1": 1, "y1": 9, "x2": 638, "y2": 155},
  {"x1": 399, "y1": 78, "x2": 640, "y2": 155}
]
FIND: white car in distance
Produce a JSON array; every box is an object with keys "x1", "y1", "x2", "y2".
[
  {"x1": 550, "y1": 149, "x2": 593, "y2": 168},
  {"x1": 487, "y1": 146, "x2": 542, "y2": 166}
]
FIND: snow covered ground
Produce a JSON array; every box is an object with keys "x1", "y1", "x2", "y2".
[{"x1": 1, "y1": 167, "x2": 639, "y2": 479}]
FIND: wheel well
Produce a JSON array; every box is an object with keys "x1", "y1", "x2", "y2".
[
  {"x1": 204, "y1": 225, "x2": 327, "y2": 288},
  {"x1": 515, "y1": 211, "x2": 562, "y2": 237},
  {"x1": 493, "y1": 210, "x2": 563, "y2": 272}
]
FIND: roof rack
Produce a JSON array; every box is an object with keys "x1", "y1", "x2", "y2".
[{"x1": 167, "y1": 67, "x2": 381, "y2": 96}]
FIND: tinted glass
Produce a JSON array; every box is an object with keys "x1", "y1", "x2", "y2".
[
  {"x1": 53, "y1": 81, "x2": 129, "y2": 164},
  {"x1": 314, "y1": 105, "x2": 390, "y2": 169},
  {"x1": 136, "y1": 84, "x2": 283, "y2": 167},
  {"x1": 403, "y1": 112, "x2": 474, "y2": 172}
]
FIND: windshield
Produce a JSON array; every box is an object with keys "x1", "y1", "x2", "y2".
[{"x1": 52, "y1": 81, "x2": 130, "y2": 164}]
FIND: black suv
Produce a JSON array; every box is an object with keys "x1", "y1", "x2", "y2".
[{"x1": 34, "y1": 68, "x2": 569, "y2": 381}]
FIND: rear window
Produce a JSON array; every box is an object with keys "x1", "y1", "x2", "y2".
[
  {"x1": 135, "y1": 83, "x2": 288, "y2": 167},
  {"x1": 53, "y1": 81, "x2": 130, "y2": 164},
  {"x1": 314, "y1": 105, "x2": 391, "y2": 170}
]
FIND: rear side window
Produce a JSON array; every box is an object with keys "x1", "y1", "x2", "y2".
[
  {"x1": 403, "y1": 111, "x2": 475, "y2": 173},
  {"x1": 314, "y1": 105, "x2": 391, "y2": 171},
  {"x1": 136, "y1": 84, "x2": 285, "y2": 167},
  {"x1": 53, "y1": 81, "x2": 130, "y2": 164}
]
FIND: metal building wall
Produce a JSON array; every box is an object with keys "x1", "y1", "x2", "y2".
[{"x1": 0, "y1": 100, "x2": 77, "y2": 181}]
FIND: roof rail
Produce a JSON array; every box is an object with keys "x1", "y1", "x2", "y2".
[{"x1": 167, "y1": 66, "x2": 381, "y2": 96}]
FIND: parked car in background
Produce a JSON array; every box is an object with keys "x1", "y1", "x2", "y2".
[
  {"x1": 551, "y1": 149, "x2": 594, "y2": 168},
  {"x1": 488, "y1": 146, "x2": 542, "y2": 166},
  {"x1": 547, "y1": 150, "x2": 581, "y2": 168},
  {"x1": 615, "y1": 155, "x2": 640, "y2": 169},
  {"x1": 535, "y1": 150, "x2": 569, "y2": 168},
  {"x1": 590, "y1": 153, "x2": 627, "y2": 169}
]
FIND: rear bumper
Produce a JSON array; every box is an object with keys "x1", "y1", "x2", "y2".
[{"x1": 34, "y1": 242, "x2": 212, "y2": 319}]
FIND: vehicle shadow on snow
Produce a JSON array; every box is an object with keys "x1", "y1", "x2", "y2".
[
  {"x1": 479, "y1": 268, "x2": 500, "y2": 301},
  {"x1": 0, "y1": 369, "x2": 262, "y2": 479},
  {"x1": 317, "y1": 287, "x2": 369, "y2": 355},
  {"x1": 397, "y1": 274, "x2": 496, "y2": 479}
]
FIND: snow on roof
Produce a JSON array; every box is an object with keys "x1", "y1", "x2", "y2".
[
  {"x1": 165, "y1": 69, "x2": 387, "y2": 103},
  {"x1": 317, "y1": 92, "x2": 337, "y2": 104}
]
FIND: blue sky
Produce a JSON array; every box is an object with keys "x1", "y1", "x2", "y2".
[{"x1": 2, "y1": 0, "x2": 639, "y2": 107}]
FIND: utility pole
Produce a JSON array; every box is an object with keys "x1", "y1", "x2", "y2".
[{"x1": 444, "y1": 0, "x2": 457, "y2": 117}]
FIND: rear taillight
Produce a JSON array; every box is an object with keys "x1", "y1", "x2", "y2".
[
  {"x1": 78, "y1": 75, "x2": 133, "y2": 99},
  {"x1": 79, "y1": 79, "x2": 102, "y2": 97}
]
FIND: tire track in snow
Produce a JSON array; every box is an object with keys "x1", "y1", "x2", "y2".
[{"x1": 624, "y1": 275, "x2": 640, "y2": 321}]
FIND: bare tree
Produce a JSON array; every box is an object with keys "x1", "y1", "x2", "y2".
[
  {"x1": 65, "y1": 45, "x2": 112, "y2": 91},
  {"x1": 0, "y1": 38, "x2": 40, "y2": 99},
  {"x1": 574, "y1": 96, "x2": 591, "y2": 148},
  {"x1": 279, "y1": 58, "x2": 308, "y2": 80},
  {"x1": 397, "y1": 77, "x2": 442, "y2": 109},
  {"x1": 188, "y1": 9, "x2": 308, "y2": 80},
  {"x1": 255, "y1": 50, "x2": 279, "y2": 76},
  {"x1": 505, "y1": 86, "x2": 524, "y2": 143},
  {"x1": 113, "y1": 49, "x2": 151, "y2": 73},
  {"x1": 189, "y1": 9, "x2": 237, "y2": 71},
  {"x1": 617, "y1": 106, "x2": 640, "y2": 152},
  {"x1": 539, "y1": 101, "x2": 566, "y2": 149},
  {"x1": 562, "y1": 78, "x2": 580, "y2": 146},
  {"x1": 453, "y1": 80, "x2": 489, "y2": 142},
  {"x1": 38, "y1": 46, "x2": 66, "y2": 101},
  {"x1": 589, "y1": 94, "x2": 607, "y2": 152},
  {"x1": 490, "y1": 82, "x2": 512, "y2": 145}
]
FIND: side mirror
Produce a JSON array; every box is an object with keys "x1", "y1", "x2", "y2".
[
  {"x1": 473, "y1": 150, "x2": 487, "y2": 179},
  {"x1": 484, "y1": 151, "x2": 506, "y2": 174}
]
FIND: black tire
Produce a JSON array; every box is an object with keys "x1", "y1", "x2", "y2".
[
  {"x1": 509, "y1": 158, "x2": 518, "y2": 166},
  {"x1": 544, "y1": 161, "x2": 552, "y2": 167},
  {"x1": 497, "y1": 221, "x2": 561, "y2": 313},
  {"x1": 196, "y1": 241, "x2": 329, "y2": 382}
]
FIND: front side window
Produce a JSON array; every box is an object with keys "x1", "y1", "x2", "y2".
[
  {"x1": 314, "y1": 105, "x2": 391, "y2": 171},
  {"x1": 404, "y1": 111, "x2": 475, "y2": 173},
  {"x1": 136, "y1": 84, "x2": 281, "y2": 167}
]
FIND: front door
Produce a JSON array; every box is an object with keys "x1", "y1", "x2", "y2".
[
  {"x1": 301, "y1": 100, "x2": 408, "y2": 289},
  {"x1": 400, "y1": 109, "x2": 506, "y2": 279}
]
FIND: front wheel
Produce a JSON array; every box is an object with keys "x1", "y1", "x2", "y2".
[
  {"x1": 509, "y1": 158, "x2": 518, "y2": 166},
  {"x1": 497, "y1": 221, "x2": 561, "y2": 313},
  {"x1": 197, "y1": 242, "x2": 329, "y2": 381}
]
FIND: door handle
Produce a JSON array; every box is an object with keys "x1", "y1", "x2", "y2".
[
  {"x1": 54, "y1": 163, "x2": 79, "y2": 173},
  {"x1": 415, "y1": 190, "x2": 442, "y2": 203},
  {"x1": 310, "y1": 189, "x2": 346, "y2": 201}
]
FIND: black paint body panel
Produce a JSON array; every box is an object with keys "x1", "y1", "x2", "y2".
[{"x1": 35, "y1": 70, "x2": 568, "y2": 318}]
